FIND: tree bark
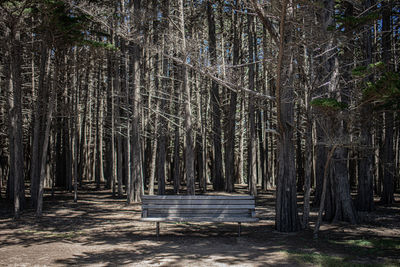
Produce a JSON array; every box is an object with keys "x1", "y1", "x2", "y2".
[
  {"x1": 356, "y1": 7, "x2": 374, "y2": 211},
  {"x1": 31, "y1": 39, "x2": 49, "y2": 208},
  {"x1": 131, "y1": 0, "x2": 144, "y2": 202},
  {"x1": 247, "y1": 13, "x2": 257, "y2": 196},
  {"x1": 274, "y1": 1, "x2": 300, "y2": 232},
  {"x1": 356, "y1": 106, "x2": 374, "y2": 211},
  {"x1": 380, "y1": 0, "x2": 394, "y2": 205},
  {"x1": 207, "y1": 1, "x2": 223, "y2": 192},
  {"x1": 224, "y1": 2, "x2": 240, "y2": 193},
  {"x1": 36, "y1": 51, "x2": 58, "y2": 217},
  {"x1": 179, "y1": 0, "x2": 195, "y2": 195},
  {"x1": 8, "y1": 27, "x2": 26, "y2": 218}
]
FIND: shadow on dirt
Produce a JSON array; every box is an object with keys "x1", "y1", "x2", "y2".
[{"x1": 1, "y1": 185, "x2": 399, "y2": 266}]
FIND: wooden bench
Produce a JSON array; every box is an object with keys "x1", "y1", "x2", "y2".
[{"x1": 141, "y1": 195, "x2": 258, "y2": 237}]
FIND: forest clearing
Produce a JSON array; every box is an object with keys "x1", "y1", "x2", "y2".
[
  {"x1": 1, "y1": 0, "x2": 400, "y2": 266},
  {"x1": 1, "y1": 184, "x2": 400, "y2": 266}
]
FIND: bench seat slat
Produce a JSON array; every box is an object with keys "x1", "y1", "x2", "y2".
[
  {"x1": 148, "y1": 210, "x2": 252, "y2": 215},
  {"x1": 147, "y1": 213, "x2": 252, "y2": 218},
  {"x1": 142, "y1": 195, "x2": 255, "y2": 200},
  {"x1": 143, "y1": 199, "x2": 255, "y2": 205},
  {"x1": 147, "y1": 209, "x2": 250, "y2": 214},
  {"x1": 142, "y1": 204, "x2": 255, "y2": 209},
  {"x1": 141, "y1": 217, "x2": 259, "y2": 222}
]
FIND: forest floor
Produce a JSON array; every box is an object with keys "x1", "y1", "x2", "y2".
[{"x1": 0, "y1": 184, "x2": 400, "y2": 267}]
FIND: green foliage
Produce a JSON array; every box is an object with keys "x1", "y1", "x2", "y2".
[
  {"x1": 81, "y1": 40, "x2": 118, "y2": 51},
  {"x1": 328, "y1": 1, "x2": 379, "y2": 32},
  {"x1": 335, "y1": 12, "x2": 380, "y2": 31},
  {"x1": 27, "y1": 0, "x2": 109, "y2": 49},
  {"x1": 352, "y1": 62, "x2": 385, "y2": 77},
  {"x1": 30, "y1": 1, "x2": 88, "y2": 44},
  {"x1": 310, "y1": 98, "x2": 348, "y2": 111},
  {"x1": 363, "y1": 72, "x2": 400, "y2": 111}
]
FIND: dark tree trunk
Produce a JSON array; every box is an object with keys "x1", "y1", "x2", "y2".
[
  {"x1": 131, "y1": 0, "x2": 143, "y2": 201},
  {"x1": 207, "y1": 1, "x2": 223, "y2": 192},
  {"x1": 313, "y1": 125, "x2": 326, "y2": 207},
  {"x1": 276, "y1": 130, "x2": 299, "y2": 232},
  {"x1": 356, "y1": 108, "x2": 374, "y2": 211},
  {"x1": 132, "y1": 42, "x2": 143, "y2": 202},
  {"x1": 380, "y1": 0, "x2": 394, "y2": 205},
  {"x1": 224, "y1": 3, "x2": 240, "y2": 193},
  {"x1": 156, "y1": 0, "x2": 170, "y2": 196},
  {"x1": 172, "y1": 60, "x2": 181, "y2": 194},
  {"x1": 105, "y1": 51, "x2": 114, "y2": 190},
  {"x1": 331, "y1": 147, "x2": 357, "y2": 223},
  {"x1": 36, "y1": 51, "x2": 58, "y2": 217},
  {"x1": 8, "y1": 28, "x2": 26, "y2": 217},
  {"x1": 247, "y1": 13, "x2": 257, "y2": 196},
  {"x1": 274, "y1": 1, "x2": 300, "y2": 232},
  {"x1": 78, "y1": 65, "x2": 90, "y2": 186},
  {"x1": 31, "y1": 40, "x2": 49, "y2": 207},
  {"x1": 356, "y1": 7, "x2": 374, "y2": 211},
  {"x1": 296, "y1": 104, "x2": 304, "y2": 192}
]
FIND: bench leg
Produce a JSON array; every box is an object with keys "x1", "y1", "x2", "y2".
[
  {"x1": 156, "y1": 222, "x2": 160, "y2": 238},
  {"x1": 238, "y1": 222, "x2": 241, "y2": 237}
]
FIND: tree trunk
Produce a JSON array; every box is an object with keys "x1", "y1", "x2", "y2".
[
  {"x1": 36, "y1": 51, "x2": 58, "y2": 217},
  {"x1": 114, "y1": 52, "x2": 123, "y2": 197},
  {"x1": 356, "y1": 107, "x2": 374, "y2": 211},
  {"x1": 274, "y1": 0, "x2": 300, "y2": 232},
  {"x1": 31, "y1": 40, "x2": 49, "y2": 208},
  {"x1": 247, "y1": 13, "x2": 257, "y2": 196},
  {"x1": 78, "y1": 66, "x2": 90, "y2": 185},
  {"x1": 132, "y1": 40, "x2": 144, "y2": 202},
  {"x1": 207, "y1": 1, "x2": 223, "y2": 192},
  {"x1": 356, "y1": 9, "x2": 374, "y2": 211},
  {"x1": 224, "y1": 2, "x2": 240, "y2": 193},
  {"x1": 380, "y1": 0, "x2": 394, "y2": 205},
  {"x1": 105, "y1": 51, "x2": 115, "y2": 191},
  {"x1": 155, "y1": 0, "x2": 170, "y2": 196},
  {"x1": 296, "y1": 105, "x2": 304, "y2": 192},
  {"x1": 9, "y1": 28, "x2": 26, "y2": 218},
  {"x1": 179, "y1": 0, "x2": 195, "y2": 195},
  {"x1": 314, "y1": 145, "x2": 337, "y2": 238}
]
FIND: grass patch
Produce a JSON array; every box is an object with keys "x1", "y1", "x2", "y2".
[
  {"x1": 286, "y1": 250, "x2": 348, "y2": 267},
  {"x1": 329, "y1": 238, "x2": 400, "y2": 250},
  {"x1": 285, "y1": 250, "x2": 398, "y2": 267}
]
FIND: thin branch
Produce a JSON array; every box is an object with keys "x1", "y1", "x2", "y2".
[{"x1": 249, "y1": 0, "x2": 279, "y2": 44}]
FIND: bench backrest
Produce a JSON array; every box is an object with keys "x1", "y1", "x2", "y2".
[{"x1": 141, "y1": 195, "x2": 256, "y2": 219}]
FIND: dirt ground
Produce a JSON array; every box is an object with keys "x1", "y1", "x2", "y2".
[{"x1": 1, "y1": 186, "x2": 399, "y2": 267}]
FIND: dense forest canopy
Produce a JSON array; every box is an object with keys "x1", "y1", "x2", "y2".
[{"x1": 0, "y1": 0, "x2": 399, "y2": 234}]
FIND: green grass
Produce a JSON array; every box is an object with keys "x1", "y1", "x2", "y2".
[
  {"x1": 285, "y1": 250, "x2": 399, "y2": 267},
  {"x1": 287, "y1": 238, "x2": 400, "y2": 267},
  {"x1": 329, "y1": 238, "x2": 400, "y2": 250},
  {"x1": 287, "y1": 251, "x2": 342, "y2": 266}
]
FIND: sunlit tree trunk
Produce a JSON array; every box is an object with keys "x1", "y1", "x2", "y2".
[{"x1": 179, "y1": 0, "x2": 195, "y2": 195}]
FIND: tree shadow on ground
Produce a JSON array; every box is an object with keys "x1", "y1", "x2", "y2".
[{"x1": 1, "y1": 187, "x2": 399, "y2": 266}]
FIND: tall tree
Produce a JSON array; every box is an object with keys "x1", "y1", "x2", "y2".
[
  {"x1": 380, "y1": 0, "x2": 395, "y2": 205},
  {"x1": 179, "y1": 0, "x2": 195, "y2": 195},
  {"x1": 251, "y1": 0, "x2": 300, "y2": 232},
  {"x1": 207, "y1": 0, "x2": 223, "y2": 192},
  {"x1": 247, "y1": 13, "x2": 257, "y2": 196}
]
